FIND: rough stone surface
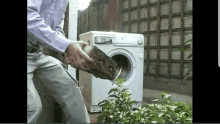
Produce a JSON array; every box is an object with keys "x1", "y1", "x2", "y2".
[{"x1": 83, "y1": 45, "x2": 118, "y2": 80}]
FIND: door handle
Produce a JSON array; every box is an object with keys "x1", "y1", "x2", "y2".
[{"x1": 95, "y1": 39, "x2": 112, "y2": 44}]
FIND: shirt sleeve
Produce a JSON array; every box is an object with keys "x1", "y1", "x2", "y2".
[
  {"x1": 55, "y1": 13, "x2": 66, "y2": 37},
  {"x1": 27, "y1": 0, "x2": 71, "y2": 54}
]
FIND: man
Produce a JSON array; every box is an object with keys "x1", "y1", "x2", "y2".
[{"x1": 27, "y1": 0, "x2": 94, "y2": 123}]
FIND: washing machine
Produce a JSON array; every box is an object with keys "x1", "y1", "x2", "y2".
[{"x1": 79, "y1": 31, "x2": 144, "y2": 113}]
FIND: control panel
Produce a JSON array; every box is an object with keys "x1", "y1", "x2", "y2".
[
  {"x1": 94, "y1": 34, "x2": 144, "y2": 47},
  {"x1": 95, "y1": 36, "x2": 116, "y2": 44}
]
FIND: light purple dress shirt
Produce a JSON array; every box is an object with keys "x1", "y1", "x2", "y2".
[{"x1": 27, "y1": 0, "x2": 71, "y2": 54}]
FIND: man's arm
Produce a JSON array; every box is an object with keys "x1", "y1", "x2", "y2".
[
  {"x1": 27, "y1": 0, "x2": 70, "y2": 54},
  {"x1": 43, "y1": 13, "x2": 66, "y2": 58},
  {"x1": 54, "y1": 13, "x2": 67, "y2": 63},
  {"x1": 55, "y1": 13, "x2": 66, "y2": 37}
]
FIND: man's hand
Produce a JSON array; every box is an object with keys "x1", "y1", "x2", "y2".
[{"x1": 64, "y1": 41, "x2": 94, "y2": 71}]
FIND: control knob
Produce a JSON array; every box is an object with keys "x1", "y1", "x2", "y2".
[{"x1": 137, "y1": 37, "x2": 143, "y2": 45}]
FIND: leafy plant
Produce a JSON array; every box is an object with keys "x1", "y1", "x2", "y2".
[
  {"x1": 97, "y1": 78, "x2": 138, "y2": 123},
  {"x1": 127, "y1": 90, "x2": 192, "y2": 123},
  {"x1": 178, "y1": 39, "x2": 193, "y2": 83},
  {"x1": 97, "y1": 79, "x2": 192, "y2": 123}
]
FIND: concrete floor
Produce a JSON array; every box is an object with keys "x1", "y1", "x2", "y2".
[{"x1": 88, "y1": 88, "x2": 192, "y2": 123}]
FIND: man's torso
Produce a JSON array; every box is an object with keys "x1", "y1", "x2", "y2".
[{"x1": 27, "y1": 0, "x2": 68, "y2": 53}]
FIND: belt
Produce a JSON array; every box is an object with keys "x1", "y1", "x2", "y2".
[
  {"x1": 27, "y1": 47, "x2": 43, "y2": 53},
  {"x1": 27, "y1": 47, "x2": 38, "y2": 53},
  {"x1": 27, "y1": 39, "x2": 42, "y2": 53}
]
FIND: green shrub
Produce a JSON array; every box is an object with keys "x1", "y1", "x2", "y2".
[
  {"x1": 97, "y1": 78, "x2": 192, "y2": 123},
  {"x1": 97, "y1": 78, "x2": 138, "y2": 123}
]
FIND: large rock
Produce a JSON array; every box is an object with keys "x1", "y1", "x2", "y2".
[{"x1": 82, "y1": 45, "x2": 119, "y2": 80}]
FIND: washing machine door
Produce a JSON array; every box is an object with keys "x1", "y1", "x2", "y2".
[{"x1": 107, "y1": 48, "x2": 137, "y2": 84}]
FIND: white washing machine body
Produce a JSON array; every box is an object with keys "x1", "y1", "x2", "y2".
[{"x1": 79, "y1": 31, "x2": 144, "y2": 113}]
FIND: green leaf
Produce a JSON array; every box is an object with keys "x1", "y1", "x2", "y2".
[
  {"x1": 188, "y1": 54, "x2": 192, "y2": 59},
  {"x1": 185, "y1": 39, "x2": 192, "y2": 44},
  {"x1": 115, "y1": 78, "x2": 125, "y2": 84},
  {"x1": 178, "y1": 47, "x2": 188, "y2": 52},
  {"x1": 158, "y1": 112, "x2": 164, "y2": 117},
  {"x1": 121, "y1": 88, "x2": 129, "y2": 93},
  {"x1": 99, "y1": 103, "x2": 110, "y2": 110},
  {"x1": 164, "y1": 94, "x2": 172, "y2": 99},
  {"x1": 108, "y1": 88, "x2": 119, "y2": 95},
  {"x1": 163, "y1": 90, "x2": 169, "y2": 94},
  {"x1": 185, "y1": 117, "x2": 192, "y2": 121},
  {"x1": 98, "y1": 100, "x2": 108, "y2": 106},
  {"x1": 99, "y1": 103, "x2": 105, "y2": 108},
  {"x1": 187, "y1": 62, "x2": 192, "y2": 73},
  {"x1": 151, "y1": 121, "x2": 157, "y2": 123},
  {"x1": 151, "y1": 118, "x2": 164, "y2": 123},
  {"x1": 164, "y1": 114, "x2": 171, "y2": 119},
  {"x1": 185, "y1": 41, "x2": 192, "y2": 45},
  {"x1": 122, "y1": 93, "x2": 132, "y2": 98},
  {"x1": 127, "y1": 101, "x2": 135, "y2": 106},
  {"x1": 108, "y1": 94, "x2": 118, "y2": 98}
]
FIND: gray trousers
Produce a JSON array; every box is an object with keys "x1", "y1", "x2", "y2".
[{"x1": 27, "y1": 51, "x2": 90, "y2": 123}]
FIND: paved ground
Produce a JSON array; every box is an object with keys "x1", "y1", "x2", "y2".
[
  {"x1": 88, "y1": 88, "x2": 192, "y2": 123},
  {"x1": 142, "y1": 88, "x2": 192, "y2": 105}
]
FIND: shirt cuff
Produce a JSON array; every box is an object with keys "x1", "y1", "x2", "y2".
[{"x1": 55, "y1": 32, "x2": 71, "y2": 53}]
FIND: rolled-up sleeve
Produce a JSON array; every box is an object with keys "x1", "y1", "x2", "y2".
[{"x1": 27, "y1": 0, "x2": 70, "y2": 53}]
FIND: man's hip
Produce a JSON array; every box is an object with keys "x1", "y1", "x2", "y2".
[{"x1": 27, "y1": 52, "x2": 90, "y2": 123}]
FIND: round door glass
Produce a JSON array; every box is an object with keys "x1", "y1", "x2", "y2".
[{"x1": 111, "y1": 54, "x2": 132, "y2": 81}]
